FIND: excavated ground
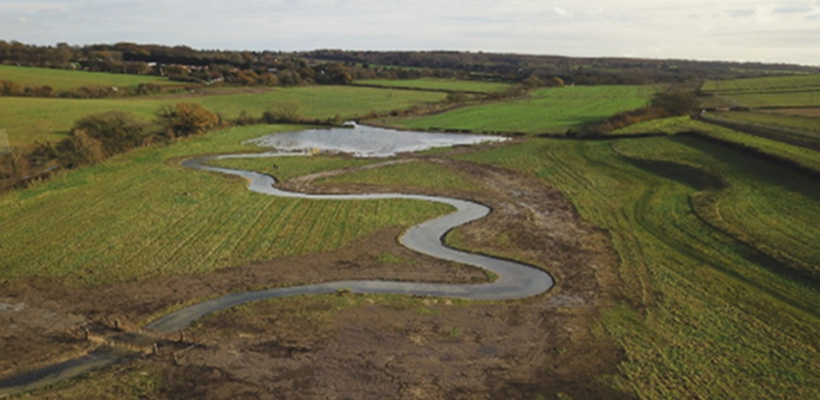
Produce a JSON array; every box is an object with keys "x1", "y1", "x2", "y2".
[{"x1": 0, "y1": 154, "x2": 632, "y2": 399}]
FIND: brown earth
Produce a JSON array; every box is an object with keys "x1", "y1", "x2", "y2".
[{"x1": 1, "y1": 155, "x2": 632, "y2": 399}]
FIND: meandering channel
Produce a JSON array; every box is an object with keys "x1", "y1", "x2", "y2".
[{"x1": 0, "y1": 151, "x2": 554, "y2": 397}]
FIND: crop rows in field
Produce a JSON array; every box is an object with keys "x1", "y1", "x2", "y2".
[
  {"x1": 455, "y1": 137, "x2": 820, "y2": 399},
  {"x1": 314, "y1": 160, "x2": 480, "y2": 192},
  {"x1": 392, "y1": 85, "x2": 655, "y2": 135},
  {"x1": 712, "y1": 111, "x2": 820, "y2": 137},
  {"x1": 209, "y1": 155, "x2": 380, "y2": 182},
  {"x1": 0, "y1": 86, "x2": 446, "y2": 149},
  {"x1": 614, "y1": 116, "x2": 820, "y2": 172},
  {"x1": 0, "y1": 65, "x2": 170, "y2": 91},
  {"x1": 355, "y1": 78, "x2": 513, "y2": 93},
  {"x1": 0, "y1": 125, "x2": 450, "y2": 286},
  {"x1": 703, "y1": 74, "x2": 820, "y2": 94},
  {"x1": 702, "y1": 74, "x2": 820, "y2": 108}
]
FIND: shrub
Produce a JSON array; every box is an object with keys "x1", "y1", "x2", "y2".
[
  {"x1": 263, "y1": 100, "x2": 302, "y2": 123},
  {"x1": 157, "y1": 103, "x2": 219, "y2": 138},
  {"x1": 72, "y1": 111, "x2": 147, "y2": 155}
]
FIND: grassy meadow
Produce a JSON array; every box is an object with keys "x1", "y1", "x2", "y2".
[
  {"x1": 702, "y1": 74, "x2": 820, "y2": 108},
  {"x1": 5, "y1": 64, "x2": 820, "y2": 399},
  {"x1": 712, "y1": 110, "x2": 820, "y2": 136},
  {"x1": 0, "y1": 124, "x2": 450, "y2": 286},
  {"x1": 314, "y1": 160, "x2": 480, "y2": 191},
  {"x1": 0, "y1": 65, "x2": 170, "y2": 91},
  {"x1": 614, "y1": 116, "x2": 820, "y2": 172},
  {"x1": 356, "y1": 78, "x2": 513, "y2": 93},
  {"x1": 702, "y1": 74, "x2": 820, "y2": 93},
  {"x1": 0, "y1": 86, "x2": 446, "y2": 149},
  {"x1": 392, "y1": 85, "x2": 655, "y2": 134},
  {"x1": 208, "y1": 155, "x2": 381, "y2": 182},
  {"x1": 456, "y1": 136, "x2": 820, "y2": 399}
]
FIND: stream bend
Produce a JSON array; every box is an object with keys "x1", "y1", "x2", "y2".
[
  {"x1": 146, "y1": 154, "x2": 554, "y2": 332},
  {"x1": 0, "y1": 153, "x2": 554, "y2": 397}
]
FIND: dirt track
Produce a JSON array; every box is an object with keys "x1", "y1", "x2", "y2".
[{"x1": 0, "y1": 155, "x2": 631, "y2": 399}]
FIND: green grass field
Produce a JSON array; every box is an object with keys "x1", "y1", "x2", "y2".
[
  {"x1": 209, "y1": 155, "x2": 380, "y2": 182},
  {"x1": 702, "y1": 74, "x2": 820, "y2": 108},
  {"x1": 456, "y1": 137, "x2": 820, "y2": 399},
  {"x1": 0, "y1": 86, "x2": 446, "y2": 149},
  {"x1": 314, "y1": 160, "x2": 480, "y2": 191},
  {"x1": 356, "y1": 78, "x2": 513, "y2": 93},
  {"x1": 0, "y1": 65, "x2": 170, "y2": 91},
  {"x1": 712, "y1": 111, "x2": 820, "y2": 135},
  {"x1": 703, "y1": 74, "x2": 820, "y2": 93},
  {"x1": 392, "y1": 85, "x2": 655, "y2": 134},
  {"x1": 614, "y1": 116, "x2": 820, "y2": 172},
  {"x1": 0, "y1": 96, "x2": 165, "y2": 147},
  {"x1": 0, "y1": 125, "x2": 450, "y2": 286}
]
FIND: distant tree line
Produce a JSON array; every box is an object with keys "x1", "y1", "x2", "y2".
[
  {"x1": 299, "y1": 49, "x2": 820, "y2": 85},
  {"x1": 0, "y1": 41, "x2": 438, "y2": 97}
]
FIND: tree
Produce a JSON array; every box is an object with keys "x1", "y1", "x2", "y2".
[
  {"x1": 72, "y1": 111, "x2": 147, "y2": 154},
  {"x1": 158, "y1": 103, "x2": 219, "y2": 138},
  {"x1": 651, "y1": 90, "x2": 698, "y2": 115},
  {"x1": 263, "y1": 100, "x2": 302, "y2": 123},
  {"x1": 237, "y1": 70, "x2": 259, "y2": 85}
]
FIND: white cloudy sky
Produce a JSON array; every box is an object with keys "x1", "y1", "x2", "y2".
[{"x1": 1, "y1": 0, "x2": 819, "y2": 65}]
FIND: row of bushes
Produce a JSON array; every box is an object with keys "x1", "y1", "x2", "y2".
[{"x1": 0, "y1": 103, "x2": 224, "y2": 190}]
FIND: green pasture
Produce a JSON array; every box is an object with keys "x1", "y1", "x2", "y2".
[
  {"x1": 0, "y1": 124, "x2": 450, "y2": 286},
  {"x1": 356, "y1": 78, "x2": 513, "y2": 93},
  {"x1": 0, "y1": 97, "x2": 165, "y2": 147},
  {"x1": 614, "y1": 116, "x2": 820, "y2": 172},
  {"x1": 314, "y1": 160, "x2": 479, "y2": 191},
  {"x1": 193, "y1": 85, "x2": 445, "y2": 120},
  {"x1": 0, "y1": 65, "x2": 169, "y2": 91},
  {"x1": 712, "y1": 111, "x2": 820, "y2": 135},
  {"x1": 392, "y1": 85, "x2": 655, "y2": 134},
  {"x1": 727, "y1": 90, "x2": 820, "y2": 108},
  {"x1": 0, "y1": 86, "x2": 446, "y2": 149},
  {"x1": 457, "y1": 136, "x2": 820, "y2": 399},
  {"x1": 703, "y1": 74, "x2": 820, "y2": 93},
  {"x1": 702, "y1": 74, "x2": 820, "y2": 108},
  {"x1": 208, "y1": 155, "x2": 380, "y2": 182}
]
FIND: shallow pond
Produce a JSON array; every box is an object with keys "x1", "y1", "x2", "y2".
[{"x1": 247, "y1": 124, "x2": 507, "y2": 157}]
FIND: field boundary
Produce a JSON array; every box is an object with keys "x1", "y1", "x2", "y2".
[
  {"x1": 350, "y1": 82, "x2": 486, "y2": 95},
  {"x1": 676, "y1": 130, "x2": 820, "y2": 180},
  {"x1": 695, "y1": 112, "x2": 820, "y2": 152}
]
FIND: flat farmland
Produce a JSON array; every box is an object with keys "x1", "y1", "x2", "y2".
[
  {"x1": 614, "y1": 116, "x2": 820, "y2": 172},
  {"x1": 357, "y1": 78, "x2": 513, "y2": 93},
  {"x1": 702, "y1": 74, "x2": 820, "y2": 108},
  {"x1": 0, "y1": 86, "x2": 446, "y2": 149},
  {"x1": 712, "y1": 111, "x2": 820, "y2": 136},
  {"x1": 0, "y1": 124, "x2": 450, "y2": 286},
  {"x1": 392, "y1": 85, "x2": 655, "y2": 134},
  {"x1": 0, "y1": 65, "x2": 170, "y2": 91},
  {"x1": 703, "y1": 74, "x2": 820, "y2": 93}
]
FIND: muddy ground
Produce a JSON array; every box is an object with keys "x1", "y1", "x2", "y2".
[{"x1": 0, "y1": 155, "x2": 633, "y2": 399}]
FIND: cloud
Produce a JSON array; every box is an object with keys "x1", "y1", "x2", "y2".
[
  {"x1": 0, "y1": 0, "x2": 818, "y2": 65},
  {"x1": 553, "y1": 7, "x2": 570, "y2": 17},
  {"x1": 773, "y1": 5, "x2": 813, "y2": 13},
  {"x1": 728, "y1": 9, "x2": 755, "y2": 17}
]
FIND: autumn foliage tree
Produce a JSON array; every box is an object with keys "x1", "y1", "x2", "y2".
[{"x1": 158, "y1": 102, "x2": 220, "y2": 138}]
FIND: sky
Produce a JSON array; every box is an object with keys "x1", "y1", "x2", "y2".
[{"x1": 1, "y1": 0, "x2": 819, "y2": 65}]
